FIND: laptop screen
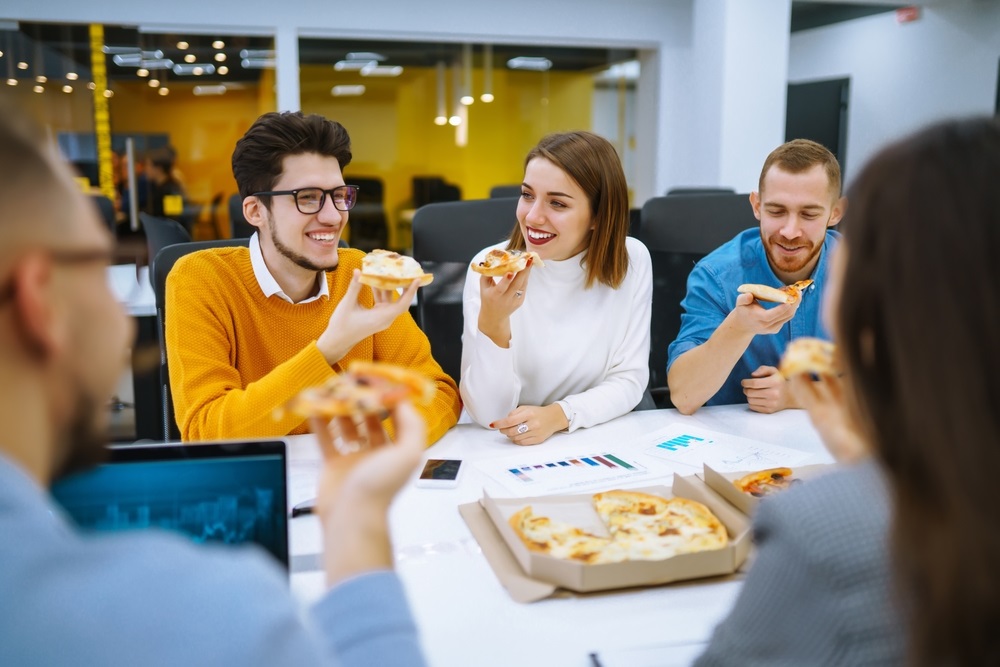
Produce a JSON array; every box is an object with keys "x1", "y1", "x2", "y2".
[{"x1": 50, "y1": 440, "x2": 289, "y2": 568}]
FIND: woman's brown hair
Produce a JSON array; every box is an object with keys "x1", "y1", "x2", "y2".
[
  {"x1": 508, "y1": 131, "x2": 630, "y2": 289},
  {"x1": 837, "y1": 117, "x2": 1000, "y2": 666}
]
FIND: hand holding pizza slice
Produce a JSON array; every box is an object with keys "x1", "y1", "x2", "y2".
[{"x1": 737, "y1": 279, "x2": 814, "y2": 305}]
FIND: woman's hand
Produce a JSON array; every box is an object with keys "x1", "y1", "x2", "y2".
[
  {"x1": 491, "y1": 403, "x2": 568, "y2": 446},
  {"x1": 788, "y1": 373, "x2": 868, "y2": 464},
  {"x1": 477, "y1": 262, "x2": 532, "y2": 348}
]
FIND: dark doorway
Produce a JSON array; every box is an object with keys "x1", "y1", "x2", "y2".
[{"x1": 786, "y1": 77, "x2": 850, "y2": 179}]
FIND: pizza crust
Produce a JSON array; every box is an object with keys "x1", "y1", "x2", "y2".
[
  {"x1": 737, "y1": 279, "x2": 814, "y2": 304},
  {"x1": 359, "y1": 249, "x2": 434, "y2": 290},
  {"x1": 733, "y1": 467, "x2": 800, "y2": 498},
  {"x1": 279, "y1": 361, "x2": 436, "y2": 419},
  {"x1": 470, "y1": 248, "x2": 544, "y2": 277}
]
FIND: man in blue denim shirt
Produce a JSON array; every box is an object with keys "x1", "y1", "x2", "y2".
[{"x1": 667, "y1": 140, "x2": 844, "y2": 415}]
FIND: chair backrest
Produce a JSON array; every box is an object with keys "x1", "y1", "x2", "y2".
[
  {"x1": 411, "y1": 197, "x2": 519, "y2": 384},
  {"x1": 91, "y1": 194, "x2": 117, "y2": 232},
  {"x1": 151, "y1": 238, "x2": 251, "y2": 441},
  {"x1": 639, "y1": 193, "x2": 759, "y2": 407},
  {"x1": 666, "y1": 186, "x2": 736, "y2": 196},
  {"x1": 412, "y1": 176, "x2": 461, "y2": 209},
  {"x1": 140, "y1": 212, "x2": 191, "y2": 282},
  {"x1": 489, "y1": 184, "x2": 522, "y2": 199},
  {"x1": 229, "y1": 193, "x2": 257, "y2": 238}
]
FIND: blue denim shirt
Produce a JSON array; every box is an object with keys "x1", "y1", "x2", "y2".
[{"x1": 666, "y1": 228, "x2": 840, "y2": 406}]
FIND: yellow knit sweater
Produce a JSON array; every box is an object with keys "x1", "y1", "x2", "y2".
[{"x1": 165, "y1": 246, "x2": 461, "y2": 443}]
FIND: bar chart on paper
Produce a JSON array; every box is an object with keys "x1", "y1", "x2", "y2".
[
  {"x1": 642, "y1": 424, "x2": 814, "y2": 472},
  {"x1": 476, "y1": 450, "x2": 670, "y2": 496}
]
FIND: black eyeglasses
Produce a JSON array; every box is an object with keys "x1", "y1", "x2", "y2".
[
  {"x1": 0, "y1": 247, "x2": 117, "y2": 307},
  {"x1": 252, "y1": 185, "x2": 360, "y2": 214}
]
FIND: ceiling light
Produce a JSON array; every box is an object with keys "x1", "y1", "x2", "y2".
[
  {"x1": 62, "y1": 84, "x2": 72, "y2": 93},
  {"x1": 360, "y1": 64, "x2": 402, "y2": 77},
  {"x1": 174, "y1": 63, "x2": 215, "y2": 76},
  {"x1": 6, "y1": 78, "x2": 16, "y2": 86},
  {"x1": 448, "y1": 115, "x2": 461, "y2": 126},
  {"x1": 103, "y1": 89, "x2": 113, "y2": 98},
  {"x1": 334, "y1": 59, "x2": 374, "y2": 71},
  {"x1": 345, "y1": 51, "x2": 386, "y2": 62},
  {"x1": 33, "y1": 84, "x2": 43, "y2": 93},
  {"x1": 184, "y1": 53, "x2": 196, "y2": 63},
  {"x1": 148, "y1": 78, "x2": 160, "y2": 87},
  {"x1": 102, "y1": 45, "x2": 140, "y2": 55},
  {"x1": 140, "y1": 58, "x2": 174, "y2": 70},
  {"x1": 0, "y1": 50, "x2": 4, "y2": 58},
  {"x1": 435, "y1": 60, "x2": 447, "y2": 126},
  {"x1": 17, "y1": 61, "x2": 27, "y2": 70},
  {"x1": 212, "y1": 40, "x2": 225, "y2": 49},
  {"x1": 176, "y1": 41, "x2": 189, "y2": 50},
  {"x1": 158, "y1": 87, "x2": 169, "y2": 96},
  {"x1": 217, "y1": 65, "x2": 229, "y2": 75},
  {"x1": 507, "y1": 56, "x2": 552, "y2": 71},
  {"x1": 136, "y1": 68, "x2": 149, "y2": 77},
  {"x1": 240, "y1": 49, "x2": 274, "y2": 59},
  {"x1": 35, "y1": 75, "x2": 47, "y2": 83},
  {"x1": 87, "y1": 81, "x2": 96, "y2": 90},
  {"x1": 481, "y1": 44, "x2": 494, "y2": 103},
  {"x1": 461, "y1": 43, "x2": 473, "y2": 106},
  {"x1": 194, "y1": 84, "x2": 226, "y2": 96},
  {"x1": 242, "y1": 58, "x2": 275, "y2": 69},
  {"x1": 214, "y1": 52, "x2": 226, "y2": 62},
  {"x1": 66, "y1": 72, "x2": 79, "y2": 80},
  {"x1": 331, "y1": 84, "x2": 365, "y2": 96}
]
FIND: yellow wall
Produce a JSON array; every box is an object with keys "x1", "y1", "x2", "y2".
[{"x1": 301, "y1": 63, "x2": 594, "y2": 247}]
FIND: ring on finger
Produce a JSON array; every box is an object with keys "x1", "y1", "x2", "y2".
[
  {"x1": 516, "y1": 422, "x2": 529, "y2": 435},
  {"x1": 514, "y1": 290, "x2": 524, "y2": 298}
]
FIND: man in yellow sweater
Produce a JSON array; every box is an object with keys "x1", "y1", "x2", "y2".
[{"x1": 165, "y1": 111, "x2": 461, "y2": 443}]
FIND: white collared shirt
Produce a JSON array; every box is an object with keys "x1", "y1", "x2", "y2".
[{"x1": 249, "y1": 232, "x2": 329, "y2": 304}]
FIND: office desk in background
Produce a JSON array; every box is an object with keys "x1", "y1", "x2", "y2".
[
  {"x1": 285, "y1": 406, "x2": 832, "y2": 667},
  {"x1": 107, "y1": 264, "x2": 161, "y2": 441}
]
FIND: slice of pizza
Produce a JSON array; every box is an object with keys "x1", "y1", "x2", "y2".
[
  {"x1": 733, "y1": 467, "x2": 802, "y2": 498},
  {"x1": 737, "y1": 279, "x2": 814, "y2": 304},
  {"x1": 359, "y1": 249, "x2": 434, "y2": 290},
  {"x1": 470, "y1": 248, "x2": 544, "y2": 277},
  {"x1": 508, "y1": 506, "x2": 611, "y2": 563},
  {"x1": 279, "y1": 361, "x2": 435, "y2": 419},
  {"x1": 778, "y1": 337, "x2": 837, "y2": 379}
]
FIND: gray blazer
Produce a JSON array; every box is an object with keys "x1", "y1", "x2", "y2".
[{"x1": 694, "y1": 460, "x2": 906, "y2": 666}]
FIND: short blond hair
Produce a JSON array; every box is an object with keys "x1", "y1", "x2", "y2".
[{"x1": 759, "y1": 139, "x2": 841, "y2": 198}]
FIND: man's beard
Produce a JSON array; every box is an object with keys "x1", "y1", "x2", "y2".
[
  {"x1": 51, "y1": 391, "x2": 109, "y2": 483},
  {"x1": 762, "y1": 231, "x2": 824, "y2": 276},
  {"x1": 269, "y1": 221, "x2": 338, "y2": 273}
]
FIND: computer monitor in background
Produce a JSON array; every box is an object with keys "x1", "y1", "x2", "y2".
[{"x1": 50, "y1": 440, "x2": 289, "y2": 568}]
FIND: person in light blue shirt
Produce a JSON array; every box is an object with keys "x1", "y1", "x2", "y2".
[
  {"x1": 667, "y1": 139, "x2": 844, "y2": 415},
  {"x1": 0, "y1": 104, "x2": 426, "y2": 667}
]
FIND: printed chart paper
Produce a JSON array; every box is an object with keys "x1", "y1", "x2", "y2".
[
  {"x1": 475, "y1": 449, "x2": 672, "y2": 497},
  {"x1": 642, "y1": 423, "x2": 814, "y2": 472}
]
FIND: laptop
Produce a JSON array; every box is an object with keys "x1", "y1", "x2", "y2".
[{"x1": 50, "y1": 440, "x2": 289, "y2": 569}]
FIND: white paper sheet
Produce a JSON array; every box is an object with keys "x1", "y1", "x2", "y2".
[{"x1": 642, "y1": 423, "x2": 815, "y2": 472}]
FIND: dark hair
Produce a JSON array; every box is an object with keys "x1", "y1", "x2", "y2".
[
  {"x1": 231, "y1": 111, "x2": 352, "y2": 204},
  {"x1": 508, "y1": 131, "x2": 630, "y2": 289},
  {"x1": 838, "y1": 117, "x2": 1000, "y2": 666},
  {"x1": 759, "y1": 138, "x2": 841, "y2": 198}
]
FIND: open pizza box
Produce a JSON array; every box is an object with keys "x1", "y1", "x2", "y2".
[
  {"x1": 467, "y1": 473, "x2": 751, "y2": 601},
  {"x1": 702, "y1": 463, "x2": 838, "y2": 516}
]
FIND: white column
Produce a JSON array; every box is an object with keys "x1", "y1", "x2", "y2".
[
  {"x1": 274, "y1": 25, "x2": 300, "y2": 112},
  {"x1": 654, "y1": 0, "x2": 791, "y2": 196}
]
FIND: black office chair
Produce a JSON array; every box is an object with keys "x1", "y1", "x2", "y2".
[
  {"x1": 151, "y1": 238, "x2": 251, "y2": 441},
  {"x1": 639, "y1": 193, "x2": 759, "y2": 408},
  {"x1": 411, "y1": 197, "x2": 519, "y2": 384},
  {"x1": 91, "y1": 194, "x2": 117, "y2": 232},
  {"x1": 489, "y1": 185, "x2": 522, "y2": 199},
  {"x1": 666, "y1": 187, "x2": 737, "y2": 196},
  {"x1": 229, "y1": 193, "x2": 257, "y2": 238},
  {"x1": 347, "y1": 176, "x2": 389, "y2": 251},
  {"x1": 140, "y1": 213, "x2": 191, "y2": 284}
]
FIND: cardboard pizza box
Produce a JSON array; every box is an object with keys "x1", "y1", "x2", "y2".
[
  {"x1": 703, "y1": 463, "x2": 838, "y2": 516},
  {"x1": 477, "y1": 473, "x2": 751, "y2": 595}
]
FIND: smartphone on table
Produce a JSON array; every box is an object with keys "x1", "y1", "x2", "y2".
[{"x1": 415, "y1": 459, "x2": 463, "y2": 489}]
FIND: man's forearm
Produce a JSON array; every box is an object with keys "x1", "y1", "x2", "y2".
[{"x1": 668, "y1": 316, "x2": 755, "y2": 414}]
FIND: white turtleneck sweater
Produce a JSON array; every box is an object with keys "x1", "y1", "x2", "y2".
[{"x1": 460, "y1": 236, "x2": 652, "y2": 432}]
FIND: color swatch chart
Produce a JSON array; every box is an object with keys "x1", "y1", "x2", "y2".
[
  {"x1": 477, "y1": 450, "x2": 666, "y2": 497},
  {"x1": 643, "y1": 423, "x2": 813, "y2": 472}
]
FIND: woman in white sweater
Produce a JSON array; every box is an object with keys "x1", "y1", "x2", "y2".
[{"x1": 460, "y1": 131, "x2": 652, "y2": 445}]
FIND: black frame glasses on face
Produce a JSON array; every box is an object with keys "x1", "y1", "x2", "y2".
[{"x1": 252, "y1": 185, "x2": 360, "y2": 214}]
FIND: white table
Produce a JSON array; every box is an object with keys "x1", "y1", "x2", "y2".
[{"x1": 286, "y1": 405, "x2": 832, "y2": 667}]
